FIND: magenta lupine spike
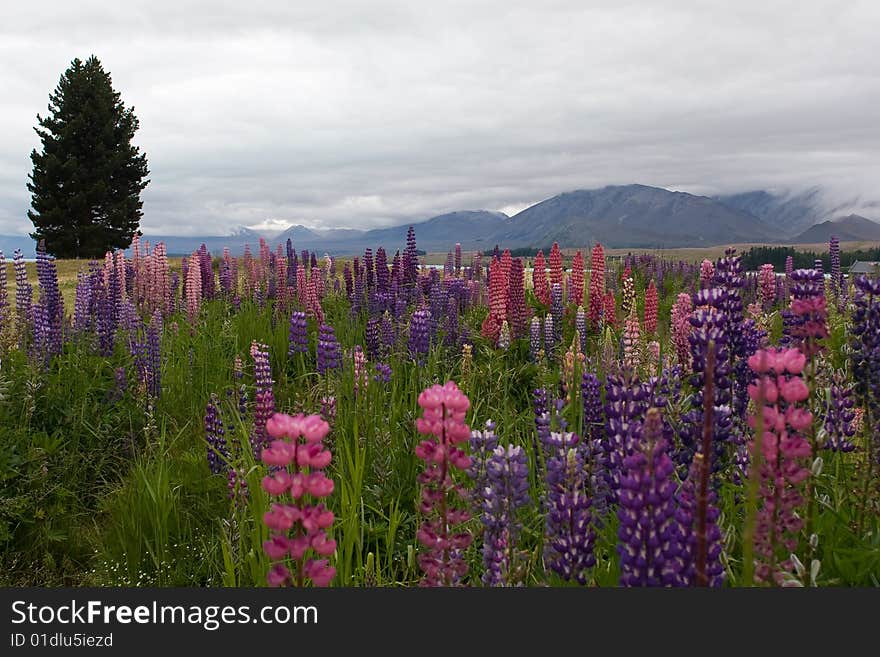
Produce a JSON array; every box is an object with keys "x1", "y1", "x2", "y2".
[
  {"x1": 758, "y1": 264, "x2": 776, "y2": 309},
  {"x1": 415, "y1": 381, "x2": 473, "y2": 586},
  {"x1": 699, "y1": 259, "x2": 714, "y2": 288},
  {"x1": 262, "y1": 413, "x2": 336, "y2": 587},
  {"x1": 305, "y1": 271, "x2": 324, "y2": 325},
  {"x1": 671, "y1": 293, "x2": 693, "y2": 367},
  {"x1": 507, "y1": 258, "x2": 528, "y2": 339},
  {"x1": 186, "y1": 251, "x2": 202, "y2": 324},
  {"x1": 250, "y1": 341, "x2": 276, "y2": 457},
  {"x1": 644, "y1": 280, "x2": 658, "y2": 335},
  {"x1": 747, "y1": 348, "x2": 812, "y2": 585}
]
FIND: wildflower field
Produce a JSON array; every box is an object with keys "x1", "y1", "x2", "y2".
[{"x1": 0, "y1": 231, "x2": 878, "y2": 588}]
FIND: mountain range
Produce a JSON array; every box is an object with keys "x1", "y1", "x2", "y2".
[{"x1": 1, "y1": 184, "x2": 878, "y2": 257}]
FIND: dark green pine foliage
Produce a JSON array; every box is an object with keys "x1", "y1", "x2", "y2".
[{"x1": 27, "y1": 55, "x2": 149, "y2": 259}]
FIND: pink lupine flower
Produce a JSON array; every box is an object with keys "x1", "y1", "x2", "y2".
[
  {"x1": 671, "y1": 293, "x2": 693, "y2": 367},
  {"x1": 262, "y1": 412, "x2": 336, "y2": 587},
  {"x1": 414, "y1": 381, "x2": 473, "y2": 586},
  {"x1": 747, "y1": 347, "x2": 812, "y2": 585}
]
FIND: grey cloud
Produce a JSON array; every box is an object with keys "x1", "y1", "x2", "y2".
[{"x1": 1, "y1": 0, "x2": 878, "y2": 235}]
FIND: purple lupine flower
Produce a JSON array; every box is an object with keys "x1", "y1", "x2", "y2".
[
  {"x1": 543, "y1": 430, "x2": 595, "y2": 584},
  {"x1": 824, "y1": 372, "x2": 856, "y2": 452},
  {"x1": 829, "y1": 236, "x2": 841, "y2": 299},
  {"x1": 375, "y1": 247, "x2": 389, "y2": 293},
  {"x1": 480, "y1": 444, "x2": 531, "y2": 586},
  {"x1": 373, "y1": 362, "x2": 392, "y2": 384},
  {"x1": 30, "y1": 301, "x2": 50, "y2": 367},
  {"x1": 380, "y1": 311, "x2": 396, "y2": 354},
  {"x1": 682, "y1": 289, "x2": 733, "y2": 477},
  {"x1": 603, "y1": 370, "x2": 662, "y2": 502},
  {"x1": 543, "y1": 314, "x2": 555, "y2": 357},
  {"x1": 550, "y1": 282, "x2": 563, "y2": 344},
  {"x1": 582, "y1": 371, "x2": 609, "y2": 517},
  {"x1": 454, "y1": 243, "x2": 462, "y2": 275},
  {"x1": 342, "y1": 262, "x2": 353, "y2": 299},
  {"x1": 0, "y1": 250, "x2": 7, "y2": 334},
  {"x1": 364, "y1": 248, "x2": 374, "y2": 290},
  {"x1": 617, "y1": 407, "x2": 686, "y2": 587},
  {"x1": 404, "y1": 226, "x2": 419, "y2": 286},
  {"x1": 316, "y1": 324, "x2": 341, "y2": 374},
  {"x1": 250, "y1": 341, "x2": 275, "y2": 457},
  {"x1": 73, "y1": 269, "x2": 92, "y2": 334},
  {"x1": 408, "y1": 308, "x2": 432, "y2": 357},
  {"x1": 675, "y1": 453, "x2": 725, "y2": 587},
  {"x1": 13, "y1": 249, "x2": 32, "y2": 332},
  {"x1": 443, "y1": 294, "x2": 460, "y2": 347},
  {"x1": 850, "y1": 275, "x2": 880, "y2": 460},
  {"x1": 529, "y1": 316, "x2": 542, "y2": 361},
  {"x1": 533, "y1": 388, "x2": 551, "y2": 448},
  {"x1": 468, "y1": 419, "x2": 499, "y2": 512},
  {"x1": 365, "y1": 316, "x2": 381, "y2": 359},
  {"x1": 205, "y1": 393, "x2": 229, "y2": 474},
  {"x1": 146, "y1": 313, "x2": 162, "y2": 398},
  {"x1": 287, "y1": 310, "x2": 308, "y2": 356},
  {"x1": 35, "y1": 242, "x2": 63, "y2": 357}
]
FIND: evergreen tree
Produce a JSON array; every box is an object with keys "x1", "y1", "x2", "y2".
[{"x1": 27, "y1": 55, "x2": 149, "y2": 258}]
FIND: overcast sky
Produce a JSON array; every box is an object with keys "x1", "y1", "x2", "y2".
[{"x1": 0, "y1": 0, "x2": 878, "y2": 236}]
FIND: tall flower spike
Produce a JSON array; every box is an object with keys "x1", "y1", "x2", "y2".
[
  {"x1": 617, "y1": 407, "x2": 685, "y2": 586},
  {"x1": 747, "y1": 347, "x2": 812, "y2": 585},
  {"x1": 588, "y1": 243, "x2": 605, "y2": 328},
  {"x1": 250, "y1": 341, "x2": 276, "y2": 457},
  {"x1": 644, "y1": 279, "x2": 658, "y2": 335},
  {"x1": 479, "y1": 444, "x2": 531, "y2": 586},
  {"x1": 317, "y1": 323, "x2": 342, "y2": 374},
  {"x1": 262, "y1": 412, "x2": 336, "y2": 587},
  {"x1": 414, "y1": 381, "x2": 473, "y2": 586},
  {"x1": 570, "y1": 250, "x2": 584, "y2": 305}
]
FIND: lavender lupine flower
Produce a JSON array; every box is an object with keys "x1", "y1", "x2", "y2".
[
  {"x1": 35, "y1": 242, "x2": 63, "y2": 357},
  {"x1": 543, "y1": 314, "x2": 555, "y2": 357},
  {"x1": 824, "y1": 373, "x2": 856, "y2": 452},
  {"x1": 829, "y1": 236, "x2": 842, "y2": 299},
  {"x1": 373, "y1": 362, "x2": 392, "y2": 384},
  {"x1": 675, "y1": 453, "x2": 725, "y2": 587},
  {"x1": 529, "y1": 316, "x2": 542, "y2": 361},
  {"x1": 443, "y1": 294, "x2": 460, "y2": 347},
  {"x1": 365, "y1": 317, "x2": 381, "y2": 359},
  {"x1": 287, "y1": 310, "x2": 308, "y2": 356},
  {"x1": 850, "y1": 275, "x2": 880, "y2": 461},
  {"x1": 617, "y1": 407, "x2": 686, "y2": 587},
  {"x1": 543, "y1": 430, "x2": 595, "y2": 584},
  {"x1": 468, "y1": 420, "x2": 500, "y2": 502},
  {"x1": 550, "y1": 282, "x2": 563, "y2": 344},
  {"x1": 13, "y1": 249, "x2": 31, "y2": 332},
  {"x1": 146, "y1": 313, "x2": 162, "y2": 397},
  {"x1": 73, "y1": 269, "x2": 93, "y2": 334},
  {"x1": 380, "y1": 311, "x2": 396, "y2": 354},
  {"x1": 576, "y1": 306, "x2": 587, "y2": 355},
  {"x1": 30, "y1": 301, "x2": 50, "y2": 367},
  {"x1": 480, "y1": 444, "x2": 531, "y2": 586},
  {"x1": 205, "y1": 393, "x2": 229, "y2": 474},
  {"x1": 250, "y1": 341, "x2": 276, "y2": 457},
  {"x1": 0, "y1": 251, "x2": 7, "y2": 334},
  {"x1": 454, "y1": 242, "x2": 462, "y2": 275},
  {"x1": 408, "y1": 308, "x2": 432, "y2": 357},
  {"x1": 316, "y1": 324, "x2": 342, "y2": 374}
]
